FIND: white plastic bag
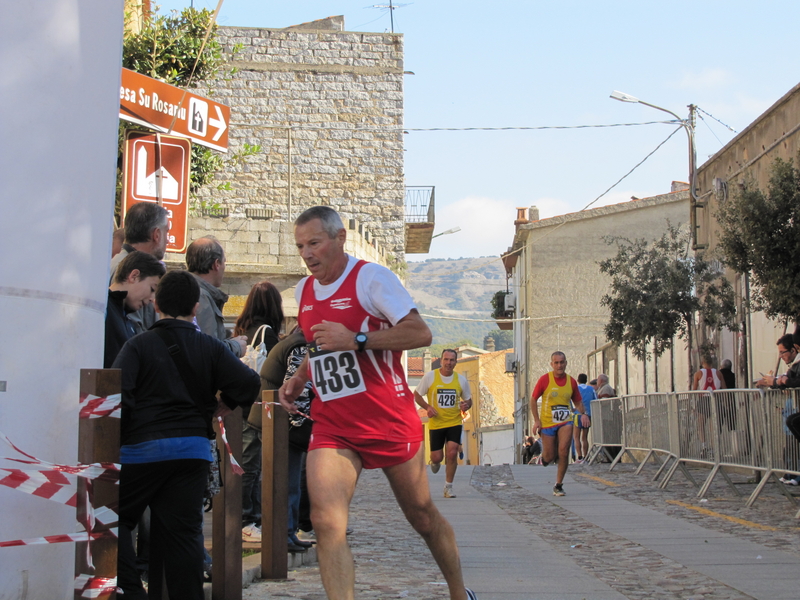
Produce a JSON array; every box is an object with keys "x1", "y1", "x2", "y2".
[{"x1": 241, "y1": 324, "x2": 270, "y2": 374}]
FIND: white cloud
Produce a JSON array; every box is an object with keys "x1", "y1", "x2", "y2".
[{"x1": 424, "y1": 196, "x2": 518, "y2": 259}]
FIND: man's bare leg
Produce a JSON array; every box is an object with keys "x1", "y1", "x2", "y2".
[
  {"x1": 307, "y1": 447, "x2": 362, "y2": 600},
  {"x1": 383, "y1": 445, "x2": 468, "y2": 600},
  {"x1": 540, "y1": 432, "x2": 556, "y2": 464},
  {"x1": 556, "y1": 425, "x2": 573, "y2": 485},
  {"x1": 444, "y1": 440, "x2": 459, "y2": 484}
]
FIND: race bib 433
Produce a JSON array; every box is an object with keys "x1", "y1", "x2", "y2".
[{"x1": 309, "y1": 343, "x2": 367, "y2": 402}]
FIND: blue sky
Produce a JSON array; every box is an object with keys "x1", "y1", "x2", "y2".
[{"x1": 157, "y1": 1, "x2": 800, "y2": 259}]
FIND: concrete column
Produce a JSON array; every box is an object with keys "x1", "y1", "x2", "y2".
[{"x1": 0, "y1": 2, "x2": 124, "y2": 597}]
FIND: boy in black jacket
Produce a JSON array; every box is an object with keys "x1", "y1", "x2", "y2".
[{"x1": 113, "y1": 270, "x2": 260, "y2": 600}]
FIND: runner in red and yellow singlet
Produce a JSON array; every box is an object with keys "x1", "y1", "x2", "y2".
[{"x1": 530, "y1": 351, "x2": 589, "y2": 497}]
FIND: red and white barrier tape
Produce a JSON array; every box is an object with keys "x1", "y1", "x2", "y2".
[
  {"x1": 254, "y1": 401, "x2": 313, "y2": 421},
  {"x1": 0, "y1": 468, "x2": 78, "y2": 506},
  {"x1": 0, "y1": 528, "x2": 116, "y2": 548},
  {"x1": 0, "y1": 430, "x2": 119, "y2": 481},
  {"x1": 79, "y1": 393, "x2": 121, "y2": 420},
  {"x1": 216, "y1": 416, "x2": 244, "y2": 475},
  {"x1": 74, "y1": 574, "x2": 119, "y2": 599}
]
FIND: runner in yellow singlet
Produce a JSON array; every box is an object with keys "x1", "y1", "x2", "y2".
[
  {"x1": 414, "y1": 349, "x2": 473, "y2": 498},
  {"x1": 530, "y1": 351, "x2": 589, "y2": 496}
]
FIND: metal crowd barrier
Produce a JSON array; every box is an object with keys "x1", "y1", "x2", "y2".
[
  {"x1": 585, "y1": 397, "x2": 623, "y2": 464},
  {"x1": 587, "y1": 388, "x2": 800, "y2": 517}
]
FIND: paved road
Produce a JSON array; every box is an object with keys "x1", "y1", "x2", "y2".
[{"x1": 242, "y1": 459, "x2": 800, "y2": 600}]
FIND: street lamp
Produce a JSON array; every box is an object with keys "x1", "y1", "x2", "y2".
[
  {"x1": 609, "y1": 90, "x2": 698, "y2": 204},
  {"x1": 431, "y1": 226, "x2": 461, "y2": 239}
]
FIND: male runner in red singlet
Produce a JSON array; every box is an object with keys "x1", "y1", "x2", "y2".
[
  {"x1": 530, "y1": 351, "x2": 589, "y2": 497},
  {"x1": 279, "y1": 206, "x2": 477, "y2": 600}
]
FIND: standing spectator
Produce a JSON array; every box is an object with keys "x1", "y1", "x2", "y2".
[
  {"x1": 104, "y1": 251, "x2": 165, "y2": 368},
  {"x1": 259, "y1": 327, "x2": 315, "y2": 552},
  {"x1": 572, "y1": 373, "x2": 596, "y2": 463},
  {"x1": 233, "y1": 281, "x2": 283, "y2": 542},
  {"x1": 693, "y1": 354, "x2": 726, "y2": 457},
  {"x1": 114, "y1": 271, "x2": 260, "y2": 600},
  {"x1": 112, "y1": 227, "x2": 125, "y2": 258},
  {"x1": 596, "y1": 374, "x2": 616, "y2": 398},
  {"x1": 110, "y1": 203, "x2": 169, "y2": 334},
  {"x1": 719, "y1": 359, "x2": 736, "y2": 389},
  {"x1": 186, "y1": 236, "x2": 246, "y2": 357}
]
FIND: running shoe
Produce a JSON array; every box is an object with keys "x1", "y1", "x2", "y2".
[
  {"x1": 242, "y1": 523, "x2": 262, "y2": 543},
  {"x1": 553, "y1": 484, "x2": 565, "y2": 497},
  {"x1": 787, "y1": 478, "x2": 800, "y2": 486},
  {"x1": 443, "y1": 485, "x2": 457, "y2": 498},
  {"x1": 430, "y1": 462, "x2": 441, "y2": 474},
  {"x1": 466, "y1": 588, "x2": 478, "y2": 599},
  {"x1": 296, "y1": 529, "x2": 316, "y2": 543}
]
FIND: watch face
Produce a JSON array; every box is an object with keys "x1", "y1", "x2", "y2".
[{"x1": 356, "y1": 333, "x2": 367, "y2": 342}]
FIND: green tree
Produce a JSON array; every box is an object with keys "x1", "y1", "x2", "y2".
[
  {"x1": 118, "y1": 7, "x2": 259, "y2": 217},
  {"x1": 716, "y1": 154, "x2": 800, "y2": 322},
  {"x1": 485, "y1": 329, "x2": 513, "y2": 351},
  {"x1": 599, "y1": 224, "x2": 737, "y2": 385}
]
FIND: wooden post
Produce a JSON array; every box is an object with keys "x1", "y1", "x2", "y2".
[
  {"x1": 75, "y1": 369, "x2": 121, "y2": 599},
  {"x1": 260, "y1": 390, "x2": 288, "y2": 579},
  {"x1": 212, "y1": 409, "x2": 243, "y2": 600}
]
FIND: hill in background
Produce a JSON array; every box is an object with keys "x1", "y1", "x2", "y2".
[{"x1": 405, "y1": 256, "x2": 509, "y2": 351}]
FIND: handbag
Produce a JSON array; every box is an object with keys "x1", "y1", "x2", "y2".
[{"x1": 241, "y1": 324, "x2": 271, "y2": 374}]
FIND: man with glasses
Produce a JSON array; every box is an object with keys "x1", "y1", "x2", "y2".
[{"x1": 757, "y1": 334, "x2": 800, "y2": 389}]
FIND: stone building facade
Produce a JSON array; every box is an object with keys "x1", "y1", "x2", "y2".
[
  {"x1": 694, "y1": 81, "x2": 800, "y2": 386},
  {"x1": 504, "y1": 187, "x2": 690, "y2": 445},
  {"x1": 165, "y1": 16, "x2": 407, "y2": 320}
]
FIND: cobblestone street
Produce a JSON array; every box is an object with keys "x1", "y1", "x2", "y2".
[{"x1": 242, "y1": 461, "x2": 800, "y2": 600}]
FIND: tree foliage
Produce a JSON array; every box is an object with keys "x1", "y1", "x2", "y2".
[
  {"x1": 118, "y1": 7, "x2": 258, "y2": 217},
  {"x1": 485, "y1": 329, "x2": 513, "y2": 351},
  {"x1": 716, "y1": 155, "x2": 800, "y2": 321},
  {"x1": 599, "y1": 224, "x2": 737, "y2": 362}
]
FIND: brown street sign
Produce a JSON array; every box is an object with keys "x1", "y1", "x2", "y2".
[
  {"x1": 122, "y1": 130, "x2": 191, "y2": 253},
  {"x1": 119, "y1": 68, "x2": 230, "y2": 152}
]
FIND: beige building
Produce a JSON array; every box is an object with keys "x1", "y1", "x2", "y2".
[
  {"x1": 504, "y1": 187, "x2": 690, "y2": 448},
  {"x1": 694, "y1": 81, "x2": 800, "y2": 386}
]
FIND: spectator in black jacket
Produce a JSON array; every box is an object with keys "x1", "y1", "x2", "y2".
[
  {"x1": 104, "y1": 251, "x2": 165, "y2": 368},
  {"x1": 113, "y1": 270, "x2": 260, "y2": 600}
]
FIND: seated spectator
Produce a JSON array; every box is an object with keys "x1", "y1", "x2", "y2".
[
  {"x1": 114, "y1": 270, "x2": 260, "y2": 600},
  {"x1": 104, "y1": 251, "x2": 165, "y2": 368},
  {"x1": 596, "y1": 374, "x2": 616, "y2": 398},
  {"x1": 756, "y1": 334, "x2": 800, "y2": 389}
]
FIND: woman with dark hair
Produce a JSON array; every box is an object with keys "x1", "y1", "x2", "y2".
[
  {"x1": 234, "y1": 280, "x2": 284, "y2": 542},
  {"x1": 234, "y1": 280, "x2": 284, "y2": 341}
]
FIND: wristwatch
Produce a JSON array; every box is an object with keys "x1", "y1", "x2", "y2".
[{"x1": 355, "y1": 332, "x2": 368, "y2": 352}]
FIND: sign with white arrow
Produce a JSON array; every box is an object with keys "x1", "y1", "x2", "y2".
[{"x1": 119, "y1": 68, "x2": 230, "y2": 152}]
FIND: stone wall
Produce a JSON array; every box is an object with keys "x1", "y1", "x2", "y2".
[{"x1": 191, "y1": 21, "x2": 406, "y2": 264}]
